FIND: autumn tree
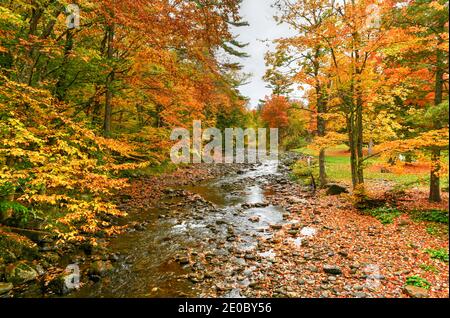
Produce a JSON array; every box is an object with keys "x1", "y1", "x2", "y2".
[
  {"x1": 391, "y1": 0, "x2": 449, "y2": 202},
  {"x1": 0, "y1": 0, "x2": 250, "y2": 242},
  {"x1": 260, "y1": 95, "x2": 291, "y2": 143},
  {"x1": 270, "y1": 0, "x2": 335, "y2": 186}
]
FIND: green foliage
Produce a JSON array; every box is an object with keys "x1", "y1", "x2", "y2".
[
  {"x1": 425, "y1": 248, "x2": 449, "y2": 262},
  {"x1": 292, "y1": 160, "x2": 313, "y2": 177},
  {"x1": 0, "y1": 182, "x2": 15, "y2": 197},
  {"x1": 426, "y1": 225, "x2": 439, "y2": 236},
  {"x1": 406, "y1": 275, "x2": 431, "y2": 290},
  {"x1": 291, "y1": 159, "x2": 319, "y2": 187},
  {"x1": 0, "y1": 201, "x2": 27, "y2": 215},
  {"x1": 368, "y1": 206, "x2": 402, "y2": 225},
  {"x1": 415, "y1": 101, "x2": 450, "y2": 130},
  {"x1": 412, "y1": 210, "x2": 449, "y2": 224},
  {"x1": 419, "y1": 264, "x2": 439, "y2": 273},
  {"x1": 0, "y1": 201, "x2": 38, "y2": 226}
]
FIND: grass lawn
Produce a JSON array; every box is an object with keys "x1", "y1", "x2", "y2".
[{"x1": 294, "y1": 145, "x2": 449, "y2": 189}]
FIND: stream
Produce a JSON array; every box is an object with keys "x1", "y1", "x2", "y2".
[{"x1": 71, "y1": 159, "x2": 306, "y2": 298}]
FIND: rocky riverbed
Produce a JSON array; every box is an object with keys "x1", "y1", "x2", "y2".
[{"x1": 1, "y1": 152, "x2": 448, "y2": 298}]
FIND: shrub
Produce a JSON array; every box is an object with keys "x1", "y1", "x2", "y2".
[
  {"x1": 406, "y1": 275, "x2": 431, "y2": 289},
  {"x1": 0, "y1": 201, "x2": 37, "y2": 226},
  {"x1": 292, "y1": 160, "x2": 313, "y2": 177},
  {"x1": 425, "y1": 248, "x2": 449, "y2": 262},
  {"x1": 412, "y1": 210, "x2": 449, "y2": 224},
  {"x1": 419, "y1": 264, "x2": 438, "y2": 273}
]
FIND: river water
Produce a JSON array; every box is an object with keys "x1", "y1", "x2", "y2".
[{"x1": 71, "y1": 160, "x2": 289, "y2": 298}]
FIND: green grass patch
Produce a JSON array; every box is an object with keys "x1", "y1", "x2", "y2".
[
  {"x1": 294, "y1": 145, "x2": 449, "y2": 189},
  {"x1": 406, "y1": 275, "x2": 432, "y2": 289},
  {"x1": 425, "y1": 248, "x2": 449, "y2": 262}
]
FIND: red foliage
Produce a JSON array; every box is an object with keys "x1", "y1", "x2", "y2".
[{"x1": 260, "y1": 95, "x2": 291, "y2": 129}]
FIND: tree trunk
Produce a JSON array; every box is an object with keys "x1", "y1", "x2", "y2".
[
  {"x1": 136, "y1": 103, "x2": 144, "y2": 128},
  {"x1": 428, "y1": 40, "x2": 444, "y2": 202},
  {"x1": 348, "y1": 113, "x2": 358, "y2": 188},
  {"x1": 103, "y1": 24, "x2": 115, "y2": 136},
  {"x1": 356, "y1": 88, "x2": 365, "y2": 185},
  {"x1": 317, "y1": 100, "x2": 327, "y2": 186},
  {"x1": 55, "y1": 30, "x2": 74, "y2": 100},
  {"x1": 104, "y1": 72, "x2": 114, "y2": 136},
  {"x1": 314, "y1": 47, "x2": 327, "y2": 187},
  {"x1": 429, "y1": 148, "x2": 441, "y2": 202},
  {"x1": 319, "y1": 149, "x2": 327, "y2": 186},
  {"x1": 317, "y1": 101, "x2": 327, "y2": 186}
]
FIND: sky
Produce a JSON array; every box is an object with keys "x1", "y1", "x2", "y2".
[{"x1": 230, "y1": 0, "x2": 295, "y2": 109}]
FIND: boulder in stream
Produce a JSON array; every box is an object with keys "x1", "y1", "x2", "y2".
[{"x1": 5, "y1": 261, "x2": 38, "y2": 284}]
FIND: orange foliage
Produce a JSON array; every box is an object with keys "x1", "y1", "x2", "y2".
[{"x1": 260, "y1": 95, "x2": 291, "y2": 129}]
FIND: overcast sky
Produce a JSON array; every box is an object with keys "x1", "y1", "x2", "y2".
[{"x1": 230, "y1": 0, "x2": 295, "y2": 109}]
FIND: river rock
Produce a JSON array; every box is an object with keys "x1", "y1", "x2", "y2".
[
  {"x1": 89, "y1": 260, "x2": 113, "y2": 277},
  {"x1": 288, "y1": 196, "x2": 308, "y2": 204},
  {"x1": 403, "y1": 285, "x2": 429, "y2": 298},
  {"x1": 323, "y1": 265, "x2": 342, "y2": 275},
  {"x1": 177, "y1": 256, "x2": 190, "y2": 265},
  {"x1": 270, "y1": 224, "x2": 283, "y2": 230},
  {"x1": 46, "y1": 273, "x2": 79, "y2": 295},
  {"x1": 0, "y1": 282, "x2": 13, "y2": 295},
  {"x1": 244, "y1": 254, "x2": 256, "y2": 260},
  {"x1": 0, "y1": 232, "x2": 38, "y2": 263},
  {"x1": 5, "y1": 262, "x2": 38, "y2": 284},
  {"x1": 189, "y1": 273, "x2": 204, "y2": 283},
  {"x1": 216, "y1": 219, "x2": 227, "y2": 225},
  {"x1": 326, "y1": 184, "x2": 349, "y2": 196}
]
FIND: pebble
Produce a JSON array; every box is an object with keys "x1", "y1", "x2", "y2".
[{"x1": 308, "y1": 265, "x2": 319, "y2": 273}]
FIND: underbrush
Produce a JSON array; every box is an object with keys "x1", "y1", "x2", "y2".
[
  {"x1": 120, "y1": 161, "x2": 178, "y2": 178},
  {"x1": 366, "y1": 206, "x2": 402, "y2": 224},
  {"x1": 411, "y1": 210, "x2": 449, "y2": 224},
  {"x1": 406, "y1": 275, "x2": 432, "y2": 289},
  {"x1": 425, "y1": 248, "x2": 449, "y2": 262}
]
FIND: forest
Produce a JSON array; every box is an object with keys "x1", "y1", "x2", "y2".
[{"x1": 0, "y1": 0, "x2": 448, "y2": 299}]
